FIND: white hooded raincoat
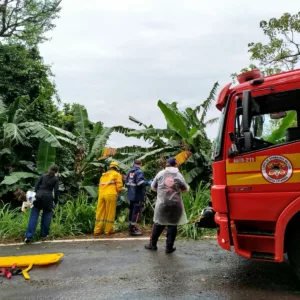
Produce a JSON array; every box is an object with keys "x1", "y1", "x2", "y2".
[{"x1": 151, "y1": 167, "x2": 189, "y2": 226}]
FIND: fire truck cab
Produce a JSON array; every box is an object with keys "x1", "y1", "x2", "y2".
[{"x1": 199, "y1": 68, "x2": 300, "y2": 277}]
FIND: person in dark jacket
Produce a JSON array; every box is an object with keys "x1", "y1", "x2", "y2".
[
  {"x1": 125, "y1": 160, "x2": 152, "y2": 236},
  {"x1": 24, "y1": 164, "x2": 59, "y2": 243}
]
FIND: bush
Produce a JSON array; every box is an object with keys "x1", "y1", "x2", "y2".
[
  {"x1": 0, "y1": 184, "x2": 216, "y2": 241},
  {"x1": 179, "y1": 182, "x2": 214, "y2": 239},
  {"x1": 0, "y1": 193, "x2": 97, "y2": 241},
  {"x1": 50, "y1": 193, "x2": 96, "y2": 237},
  {"x1": 0, "y1": 203, "x2": 31, "y2": 240}
]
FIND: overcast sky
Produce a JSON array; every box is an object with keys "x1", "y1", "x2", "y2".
[{"x1": 40, "y1": 0, "x2": 300, "y2": 147}]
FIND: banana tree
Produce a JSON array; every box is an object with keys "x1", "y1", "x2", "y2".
[
  {"x1": 56, "y1": 104, "x2": 113, "y2": 198},
  {"x1": 112, "y1": 82, "x2": 219, "y2": 188},
  {"x1": 0, "y1": 97, "x2": 77, "y2": 198},
  {"x1": 0, "y1": 97, "x2": 61, "y2": 149}
]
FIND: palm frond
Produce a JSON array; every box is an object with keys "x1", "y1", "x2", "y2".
[
  {"x1": 37, "y1": 139, "x2": 56, "y2": 174},
  {"x1": 90, "y1": 122, "x2": 103, "y2": 150},
  {"x1": 158, "y1": 100, "x2": 190, "y2": 139},
  {"x1": 59, "y1": 170, "x2": 76, "y2": 178},
  {"x1": 205, "y1": 117, "x2": 219, "y2": 126},
  {"x1": 87, "y1": 127, "x2": 113, "y2": 161},
  {"x1": 127, "y1": 128, "x2": 178, "y2": 140},
  {"x1": 112, "y1": 126, "x2": 135, "y2": 136},
  {"x1": 20, "y1": 122, "x2": 61, "y2": 148},
  {"x1": 186, "y1": 166, "x2": 204, "y2": 184},
  {"x1": 49, "y1": 125, "x2": 77, "y2": 140},
  {"x1": 3, "y1": 123, "x2": 29, "y2": 146},
  {"x1": 129, "y1": 115, "x2": 149, "y2": 128},
  {"x1": 199, "y1": 82, "x2": 219, "y2": 123},
  {"x1": 138, "y1": 146, "x2": 176, "y2": 162},
  {"x1": 7, "y1": 96, "x2": 27, "y2": 123},
  {"x1": 74, "y1": 104, "x2": 89, "y2": 139},
  {"x1": 116, "y1": 146, "x2": 150, "y2": 154},
  {"x1": 0, "y1": 172, "x2": 38, "y2": 185},
  {"x1": 56, "y1": 136, "x2": 78, "y2": 146}
]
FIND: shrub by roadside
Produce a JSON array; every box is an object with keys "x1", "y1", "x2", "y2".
[
  {"x1": 0, "y1": 183, "x2": 215, "y2": 242},
  {"x1": 179, "y1": 182, "x2": 215, "y2": 239}
]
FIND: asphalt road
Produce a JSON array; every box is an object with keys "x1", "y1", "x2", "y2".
[{"x1": 1, "y1": 238, "x2": 300, "y2": 300}]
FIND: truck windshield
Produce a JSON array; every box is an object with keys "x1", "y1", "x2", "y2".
[{"x1": 212, "y1": 106, "x2": 226, "y2": 160}]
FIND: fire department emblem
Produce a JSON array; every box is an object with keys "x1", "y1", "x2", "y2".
[{"x1": 262, "y1": 156, "x2": 293, "y2": 184}]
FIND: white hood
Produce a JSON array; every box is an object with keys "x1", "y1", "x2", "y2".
[{"x1": 165, "y1": 167, "x2": 179, "y2": 173}]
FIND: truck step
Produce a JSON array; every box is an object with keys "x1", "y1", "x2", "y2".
[
  {"x1": 237, "y1": 229, "x2": 274, "y2": 237},
  {"x1": 250, "y1": 251, "x2": 275, "y2": 260}
]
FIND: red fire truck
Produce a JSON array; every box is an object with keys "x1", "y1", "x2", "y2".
[{"x1": 198, "y1": 68, "x2": 300, "y2": 278}]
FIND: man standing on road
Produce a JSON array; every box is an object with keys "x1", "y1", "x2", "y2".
[
  {"x1": 145, "y1": 158, "x2": 189, "y2": 253},
  {"x1": 94, "y1": 161, "x2": 123, "y2": 236},
  {"x1": 125, "y1": 159, "x2": 152, "y2": 236}
]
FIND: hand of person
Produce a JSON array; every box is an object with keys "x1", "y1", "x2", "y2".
[{"x1": 148, "y1": 180, "x2": 153, "y2": 186}]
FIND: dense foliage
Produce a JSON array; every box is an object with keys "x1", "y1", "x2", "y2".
[
  {"x1": 5, "y1": 4, "x2": 297, "y2": 241},
  {"x1": 232, "y1": 11, "x2": 300, "y2": 79}
]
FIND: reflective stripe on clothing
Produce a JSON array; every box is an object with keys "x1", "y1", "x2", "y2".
[
  {"x1": 94, "y1": 194, "x2": 118, "y2": 235},
  {"x1": 99, "y1": 181, "x2": 116, "y2": 185},
  {"x1": 137, "y1": 180, "x2": 145, "y2": 186},
  {"x1": 99, "y1": 170, "x2": 123, "y2": 195},
  {"x1": 96, "y1": 219, "x2": 114, "y2": 224}
]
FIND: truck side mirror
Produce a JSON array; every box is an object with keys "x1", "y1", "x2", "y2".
[
  {"x1": 244, "y1": 132, "x2": 253, "y2": 151},
  {"x1": 242, "y1": 90, "x2": 252, "y2": 132}
]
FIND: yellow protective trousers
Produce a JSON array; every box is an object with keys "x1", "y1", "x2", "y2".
[{"x1": 94, "y1": 194, "x2": 118, "y2": 235}]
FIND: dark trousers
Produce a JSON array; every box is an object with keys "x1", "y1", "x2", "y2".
[
  {"x1": 129, "y1": 200, "x2": 142, "y2": 228},
  {"x1": 150, "y1": 223, "x2": 177, "y2": 249},
  {"x1": 25, "y1": 206, "x2": 53, "y2": 239}
]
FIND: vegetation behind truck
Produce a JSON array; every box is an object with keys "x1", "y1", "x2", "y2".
[{"x1": 198, "y1": 68, "x2": 300, "y2": 278}]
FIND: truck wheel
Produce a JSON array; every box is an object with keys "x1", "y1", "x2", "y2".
[{"x1": 287, "y1": 230, "x2": 300, "y2": 280}]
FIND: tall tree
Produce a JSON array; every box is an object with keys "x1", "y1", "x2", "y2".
[
  {"x1": 0, "y1": 43, "x2": 59, "y2": 123},
  {"x1": 0, "y1": 0, "x2": 62, "y2": 44},
  {"x1": 232, "y1": 12, "x2": 300, "y2": 79}
]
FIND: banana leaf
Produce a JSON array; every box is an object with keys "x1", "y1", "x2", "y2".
[
  {"x1": 158, "y1": 100, "x2": 189, "y2": 139},
  {"x1": 37, "y1": 128, "x2": 57, "y2": 174},
  {"x1": 0, "y1": 172, "x2": 37, "y2": 185},
  {"x1": 74, "y1": 104, "x2": 89, "y2": 139},
  {"x1": 266, "y1": 111, "x2": 296, "y2": 143}
]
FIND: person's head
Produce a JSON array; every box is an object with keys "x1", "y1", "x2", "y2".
[
  {"x1": 109, "y1": 161, "x2": 119, "y2": 171},
  {"x1": 47, "y1": 164, "x2": 59, "y2": 177},
  {"x1": 166, "y1": 158, "x2": 178, "y2": 168},
  {"x1": 134, "y1": 159, "x2": 142, "y2": 168}
]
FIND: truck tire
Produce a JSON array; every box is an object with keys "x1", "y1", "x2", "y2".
[{"x1": 287, "y1": 230, "x2": 300, "y2": 280}]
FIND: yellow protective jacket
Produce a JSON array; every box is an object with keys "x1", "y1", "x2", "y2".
[{"x1": 99, "y1": 170, "x2": 123, "y2": 195}]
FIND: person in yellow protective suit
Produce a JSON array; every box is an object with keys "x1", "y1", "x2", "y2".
[{"x1": 94, "y1": 162, "x2": 123, "y2": 236}]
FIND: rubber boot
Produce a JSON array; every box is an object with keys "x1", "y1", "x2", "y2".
[
  {"x1": 145, "y1": 244, "x2": 158, "y2": 251},
  {"x1": 129, "y1": 225, "x2": 142, "y2": 236},
  {"x1": 166, "y1": 243, "x2": 176, "y2": 254}
]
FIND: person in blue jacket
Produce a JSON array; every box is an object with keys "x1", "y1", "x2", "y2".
[{"x1": 125, "y1": 159, "x2": 152, "y2": 236}]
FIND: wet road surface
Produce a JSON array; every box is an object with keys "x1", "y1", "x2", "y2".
[{"x1": 1, "y1": 239, "x2": 300, "y2": 300}]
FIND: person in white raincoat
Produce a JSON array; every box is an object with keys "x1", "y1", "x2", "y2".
[{"x1": 145, "y1": 158, "x2": 189, "y2": 253}]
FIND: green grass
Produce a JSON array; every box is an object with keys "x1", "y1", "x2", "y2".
[
  {"x1": 0, "y1": 204, "x2": 31, "y2": 240},
  {"x1": 179, "y1": 182, "x2": 216, "y2": 239},
  {"x1": 0, "y1": 193, "x2": 97, "y2": 241},
  {"x1": 50, "y1": 193, "x2": 96, "y2": 238},
  {"x1": 0, "y1": 183, "x2": 216, "y2": 241}
]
